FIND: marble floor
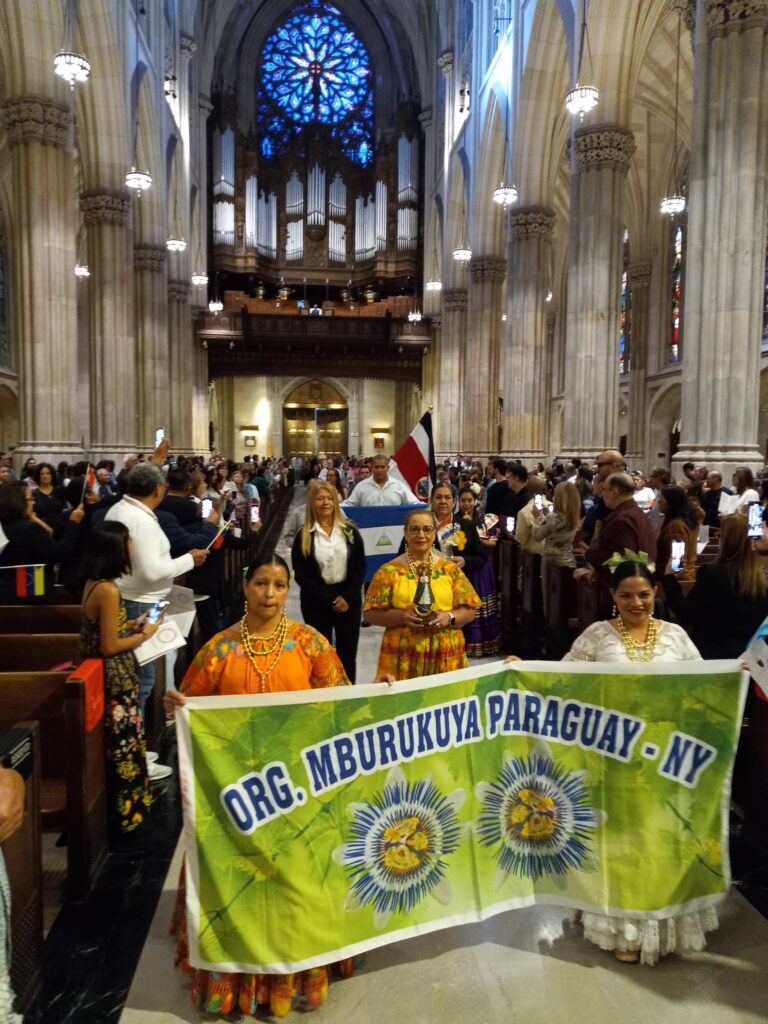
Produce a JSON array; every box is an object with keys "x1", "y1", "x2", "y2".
[{"x1": 39, "y1": 489, "x2": 768, "y2": 1024}]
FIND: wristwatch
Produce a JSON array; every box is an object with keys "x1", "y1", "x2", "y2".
[{"x1": 448, "y1": 613, "x2": 456, "y2": 627}]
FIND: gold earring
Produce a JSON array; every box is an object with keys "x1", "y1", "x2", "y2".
[
  {"x1": 244, "y1": 599, "x2": 248, "y2": 615},
  {"x1": 612, "y1": 603, "x2": 617, "y2": 617}
]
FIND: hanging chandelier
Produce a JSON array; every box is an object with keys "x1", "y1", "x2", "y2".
[
  {"x1": 565, "y1": 84, "x2": 599, "y2": 120},
  {"x1": 54, "y1": 51, "x2": 90, "y2": 88},
  {"x1": 208, "y1": 298, "x2": 224, "y2": 314},
  {"x1": 191, "y1": 272, "x2": 209, "y2": 287},
  {"x1": 408, "y1": 310, "x2": 422, "y2": 323},
  {"x1": 166, "y1": 237, "x2": 187, "y2": 253},
  {"x1": 565, "y1": 2, "x2": 598, "y2": 121},
  {"x1": 660, "y1": 15, "x2": 686, "y2": 218},
  {"x1": 425, "y1": 279, "x2": 442, "y2": 292},
  {"x1": 492, "y1": 182, "x2": 518, "y2": 208},
  {"x1": 53, "y1": 1, "x2": 90, "y2": 88},
  {"x1": 74, "y1": 263, "x2": 90, "y2": 278},
  {"x1": 452, "y1": 246, "x2": 472, "y2": 262},
  {"x1": 126, "y1": 167, "x2": 152, "y2": 195}
]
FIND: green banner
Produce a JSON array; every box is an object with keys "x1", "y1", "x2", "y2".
[{"x1": 177, "y1": 660, "x2": 747, "y2": 972}]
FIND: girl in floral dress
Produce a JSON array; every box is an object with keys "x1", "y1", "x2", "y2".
[{"x1": 79, "y1": 523, "x2": 159, "y2": 835}]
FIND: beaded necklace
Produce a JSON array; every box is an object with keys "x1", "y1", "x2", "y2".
[
  {"x1": 405, "y1": 547, "x2": 434, "y2": 581},
  {"x1": 240, "y1": 607, "x2": 289, "y2": 691},
  {"x1": 616, "y1": 614, "x2": 659, "y2": 663}
]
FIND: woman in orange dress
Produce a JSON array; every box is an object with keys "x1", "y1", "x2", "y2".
[{"x1": 164, "y1": 553, "x2": 356, "y2": 1019}]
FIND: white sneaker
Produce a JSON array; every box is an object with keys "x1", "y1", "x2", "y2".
[
  {"x1": 147, "y1": 761, "x2": 173, "y2": 781},
  {"x1": 146, "y1": 751, "x2": 159, "y2": 764}
]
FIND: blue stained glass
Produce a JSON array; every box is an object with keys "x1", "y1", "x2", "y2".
[{"x1": 259, "y1": 2, "x2": 373, "y2": 165}]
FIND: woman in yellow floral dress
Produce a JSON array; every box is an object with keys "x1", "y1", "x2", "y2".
[
  {"x1": 363, "y1": 508, "x2": 481, "y2": 680},
  {"x1": 164, "y1": 553, "x2": 358, "y2": 1019}
]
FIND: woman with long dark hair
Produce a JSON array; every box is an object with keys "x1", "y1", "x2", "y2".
[{"x1": 656, "y1": 485, "x2": 699, "y2": 581}]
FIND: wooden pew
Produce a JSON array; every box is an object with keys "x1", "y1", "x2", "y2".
[
  {"x1": 733, "y1": 688, "x2": 768, "y2": 842},
  {"x1": 0, "y1": 722, "x2": 43, "y2": 1016},
  {"x1": 519, "y1": 550, "x2": 544, "y2": 658},
  {"x1": 0, "y1": 662, "x2": 107, "y2": 899},
  {"x1": 575, "y1": 573, "x2": 600, "y2": 634},
  {"x1": 0, "y1": 605, "x2": 81, "y2": 634},
  {"x1": 545, "y1": 565, "x2": 578, "y2": 660},
  {"x1": 0, "y1": 634, "x2": 80, "y2": 672}
]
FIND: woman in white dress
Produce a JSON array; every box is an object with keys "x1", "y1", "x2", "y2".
[{"x1": 562, "y1": 555, "x2": 717, "y2": 965}]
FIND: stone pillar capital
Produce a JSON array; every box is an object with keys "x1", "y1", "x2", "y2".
[
  {"x1": 628, "y1": 261, "x2": 652, "y2": 288},
  {"x1": 508, "y1": 206, "x2": 556, "y2": 239},
  {"x1": 469, "y1": 255, "x2": 506, "y2": 281},
  {"x1": 670, "y1": 0, "x2": 696, "y2": 30},
  {"x1": 180, "y1": 34, "x2": 197, "y2": 62},
  {"x1": 437, "y1": 50, "x2": 455, "y2": 76},
  {"x1": 168, "y1": 279, "x2": 192, "y2": 302},
  {"x1": 2, "y1": 95, "x2": 70, "y2": 148},
  {"x1": 443, "y1": 288, "x2": 468, "y2": 311},
  {"x1": 133, "y1": 245, "x2": 167, "y2": 272},
  {"x1": 431, "y1": 315, "x2": 442, "y2": 329},
  {"x1": 705, "y1": 0, "x2": 768, "y2": 33},
  {"x1": 418, "y1": 107, "x2": 433, "y2": 130},
  {"x1": 80, "y1": 189, "x2": 131, "y2": 226},
  {"x1": 573, "y1": 124, "x2": 635, "y2": 174},
  {"x1": 199, "y1": 95, "x2": 214, "y2": 117}
]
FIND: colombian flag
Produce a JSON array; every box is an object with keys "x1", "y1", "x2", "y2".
[{"x1": 15, "y1": 564, "x2": 45, "y2": 598}]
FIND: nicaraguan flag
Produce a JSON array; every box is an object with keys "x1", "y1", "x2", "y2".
[{"x1": 344, "y1": 505, "x2": 424, "y2": 582}]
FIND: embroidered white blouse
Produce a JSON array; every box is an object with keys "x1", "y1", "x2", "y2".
[{"x1": 562, "y1": 620, "x2": 701, "y2": 663}]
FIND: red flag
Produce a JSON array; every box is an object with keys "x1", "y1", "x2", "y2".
[
  {"x1": 86, "y1": 465, "x2": 97, "y2": 492},
  {"x1": 389, "y1": 411, "x2": 436, "y2": 494}
]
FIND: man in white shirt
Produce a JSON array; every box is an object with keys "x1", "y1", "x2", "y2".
[
  {"x1": 341, "y1": 454, "x2": 420, "y2": 506},
  {"x1": 105, "y1": 463, "x2": 208, "y2": 709}
]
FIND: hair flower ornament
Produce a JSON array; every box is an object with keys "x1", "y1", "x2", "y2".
[{"x1": 603, "y1": 549, "x2": 655, "y2": 575}]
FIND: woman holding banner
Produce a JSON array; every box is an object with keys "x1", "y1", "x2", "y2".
[
  {"x1": 363, "y1": 507, "x2": 480, "y2": 679},
  {"x1": 164, "y1": 552, "x2": 359, "y2": 1018},
  {"x1": 563, "y1": 554, "x2": 712, "y2": 966}
]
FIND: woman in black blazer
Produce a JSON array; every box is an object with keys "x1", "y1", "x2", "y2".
[{"x1": 291, "y1": 481, "x2": 366, "y2": 681}]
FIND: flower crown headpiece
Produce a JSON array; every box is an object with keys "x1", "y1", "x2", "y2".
[{"x1": 603, "y1": 549, "x2": 656, "y2": 574}]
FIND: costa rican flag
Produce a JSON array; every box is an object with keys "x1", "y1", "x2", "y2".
[{"x1": 388, "y1": 411, "x2": 436, "y2": 495}]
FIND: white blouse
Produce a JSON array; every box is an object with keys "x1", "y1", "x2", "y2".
[
  {"x1": 563, "y1": 620, "x2": 702, "y2": 663},
  {"x1": 311, "y1": 523, "x2": 349, "y2": 585}
]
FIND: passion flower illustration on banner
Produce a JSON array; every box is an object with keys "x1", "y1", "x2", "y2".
[{"x1": 177, "y1": 660, "x2": 747, "y2": 973}]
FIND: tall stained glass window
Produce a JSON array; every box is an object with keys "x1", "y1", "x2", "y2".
[
  {"x1": 259, "y1": 3, "x2": 373, "y2": 166},
  {"x1": 619, "y1": 227, "x2": 630, "y2": 374},
  {"x1": 671, "y1": 224, "x2": 683, "y2": 362}
]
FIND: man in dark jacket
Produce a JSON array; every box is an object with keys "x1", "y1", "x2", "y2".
[{"x1": 585, "y1": 472, "x2": 658, "y2": 614}]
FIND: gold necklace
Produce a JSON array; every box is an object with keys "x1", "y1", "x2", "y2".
[
  {"x1": 405, "y1": 547, "x2": 434, "y2": 580},
  {"x1": 616, "y1": 614, "x2": 659, "y2": 663},
  {"x1": 240, "y1": 608, "x2": 289, "y2": 691}
]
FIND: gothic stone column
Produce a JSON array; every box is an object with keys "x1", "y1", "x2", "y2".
[
  {"x1": 673, "y1": 0, "x2": 768, "y2": 476},
  {"x1": 80, "y1": 188, "x2": 137, "y2": 458},
  {"x1": 168, "y1": 280, "x2": 195, "y2": 455},
  {"x1": 625, "y1": 260, "x2": 652, "y2": 466},
  {"x1": 504, "y1": 207, "x2": 555, "y2": 461},
  {"x1": 562, "y1": 125, "x2": 635, "y2": 458},
  {"x1": 465, "y1": 255, "x2": 505, "y2": 456},
  {"x1": 438, "y1": 289, "x2": 467, "y2": 455},
  {"x1": 134, "y1": 245, "x2": 169, "y2": 450},
  {"x1": 2, "y1": 96, "x2": 82, "y2": 462}
]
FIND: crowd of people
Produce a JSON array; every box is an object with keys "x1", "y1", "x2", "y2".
[{"x1": 1, "y1": 440, "x2": 766, "y2": 1015}]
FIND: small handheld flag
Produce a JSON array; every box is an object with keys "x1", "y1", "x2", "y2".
[{"x1": 3, "y1": 563, "x2": 46, "y2": 598}]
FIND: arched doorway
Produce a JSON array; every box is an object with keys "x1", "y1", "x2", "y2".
[{"x1": 283, "y1": 379, "x2": 348, "y2": 458}]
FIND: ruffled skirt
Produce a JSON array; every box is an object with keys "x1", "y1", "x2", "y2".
[{"x1": 581, "y1": 907, "x2": 719, "y2": 966}]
